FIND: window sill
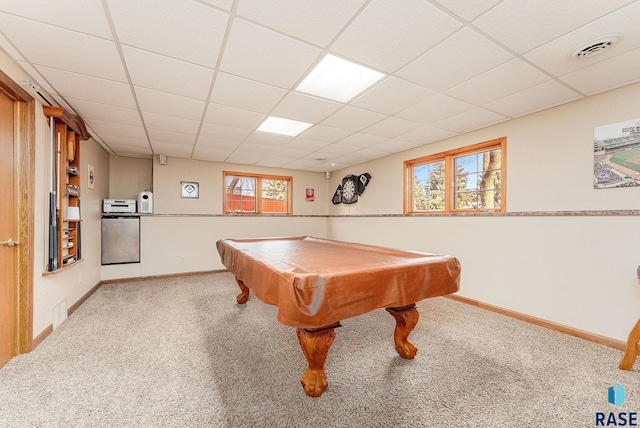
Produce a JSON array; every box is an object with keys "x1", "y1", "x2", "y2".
[{"x1": 42, "y1": 258, "x2": 84, "y2": 276}]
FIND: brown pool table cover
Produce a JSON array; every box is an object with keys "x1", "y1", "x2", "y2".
[{"x1": 216, "y1": 236, "x2": 461, "y2": 329}]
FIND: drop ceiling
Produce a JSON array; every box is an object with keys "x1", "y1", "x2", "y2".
[{"x1": 0, "y1": 0, "x2": 639, "y2": 172}]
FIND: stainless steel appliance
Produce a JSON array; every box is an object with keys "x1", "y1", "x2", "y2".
[
  {"x1": 103, "y1": 199, "x2": 136, "y2": 213},
  {"x1": 101, "y1": 216, "x2": 140, "y2": 265}
]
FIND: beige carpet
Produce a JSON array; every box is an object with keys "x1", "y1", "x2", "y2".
[{"x1": 0, "y1": 272, "x2": 638, "y2": 427}]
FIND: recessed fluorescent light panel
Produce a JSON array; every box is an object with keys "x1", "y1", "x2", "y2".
[
  {"x1": 257, "y1": 116, "x2": 312, "y2": 137},
  {"x1": 296, "y1": 54, "x2": 385, "y2": 103}
]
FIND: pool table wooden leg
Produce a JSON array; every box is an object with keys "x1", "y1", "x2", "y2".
[
  {"x1": 296, "y1": 323, "x2": 340, "y2": 398},
  {"x1": 619, "y1": 318, "x2": 640, "y2": 370},
  {"x1": 235, "y1": 278, "x2": 250, "y2": 304},
  {"x1": 386, "y1": 304, "x2": 419, "y2": 359}
]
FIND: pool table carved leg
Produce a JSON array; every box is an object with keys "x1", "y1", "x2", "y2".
[
  {"x1": 386, "y1": 304, "x2": 419, "y2": 359},
  {"x1": 235, "y1": 278, "x2": 250, "y2": 304},
  {"x1": 296, "y1": 323, "x2": 340, "y2": 397},
  {"x1": 619, "y1": 318, "x2": 640, "y2": 371}
]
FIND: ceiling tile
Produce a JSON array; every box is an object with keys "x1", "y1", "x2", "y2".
[
  {"x1": 559, "y1": 47, "x2": 640, "y2": 95},
  {"x1": 203, "y1": 103, "x2": 266, "y2": 130},
  {"x1": 220, "y1": 18, "x2": 321, "y2": 88},
  {"x1": 313, "y1": 144, "x2": 359, "y2": 156},
  {"x1": 395, "y1": 125, "x2": 457, "y2": 144},
  {"x1": 243, "y1": 132, "x2": 294, "y2": 146},
  {"x1": 271, "y1": 92, "x2": 343, "y2": 124},
  {"x1": 108, "y1": 0, "x2": 228, "y2": 67},
  {"x1": 362, "y1": 116, "x2": 425, "y2": 138},
  {"x1": 0, "y1": 1, "x2": 112, "y2": 38},
  {"x1": 135, "y1": 87, "x2": 206, "y2": 120},
  {"x1": 236, "y1": 0, "x2": 366, "y2": 46},
  {"x1": 0, "y1": 13, "x2": 125, "y2": 81},
  {"x1": 473, "y1": 0, "x2": 635, "y2": 53},
  {"x1": 300, "y1": 125, "x2": 353, "y2": 142},
  {"x1": 286, "y1": 138, "x2": 331, "y2": 152},
  {"x1": 484, "y1": 80, "x2": 581, "y2": 117},
  {"x1": 99, "y1": 134, "x2": 150, "y2": 149},
  {"x1": 122, "y1": 46, "x2": 214, "y2": 100},
  {"x1": 65, "y1": 97, "x2": 142, "y2": 126},
  {"x1": 199, "y1": 122, "x2": 252, "y2": 141},
  {"x1": 198, "y1": 0, "x2": 234, "y2": 11},
  {"x1": 148, "y1": 128, "x2": 196, "y2": 146},
  {"x1": 150, "y1": 141, "x2": 194, "y2": 157},
  {"x1": 337, "y1": 132, "x2": 387, "y2": 148},
  {"x1": 87, "y1": 120, "x2": 147, "y2": 139},
  {"x1": 195, "y1": 135, "x2": 242, "y2": 151},
  {"x1": 431, "y1": 107, "x2": 507, "y2": 133},
  {"x1": 225, "y1": 151, "x2": 264, "y2": 165},
  {"x1": 192, "y1": 145, "x2": 234, "y2": 162},
  {"x1": 331, "y1": 0, "x2": 461, "y2": 72},
  {"x1": 351, "y1": 77, "x2": 436, "y2": 115},
  {"x1": 524, "y1": 1, "x2": 640, "y2": 76},
  {"x1": 445, "y1": 59, "x2": 549, "y2": 105},
  {"x1": 396, "y1": 94, "x2": 474, "y2": 124},
  {"x1": 37, "y1": 66, "x2": 136, "y2": 108},
  {"x1": 283, "y1": 158, "x2": 326, "y2": 170},
  {"x1": 431, "y1": 0, "x2": 502, "y2": 21},
  {"x1": 255, "y1": 156, "x2": 297, "y2": 168},
  {"x1": 211, "y1": 72, "x2": 287, "y2": 113},
  {"x1": 321, "y1": 106, "x2": 387, "y2": 132},
  {"x1": 369, "y1": 139, "x2": 421, "y2": 153},
  {"x1": 108, "y1": 144, "x2": 152, "y2": 157},
  {"x1": 397, "y1": 28, "x2": 513, "y2": 91},
  {"x1": 143, "y1": 112, "x2": 200, "y2": 134}
]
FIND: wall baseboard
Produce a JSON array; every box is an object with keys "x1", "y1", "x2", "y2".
[
  {"x1": 32, "y1": 324, "x2": 53, "y2": 350},
  {"x1": 68, "y1": 282, "x2": 102, "y2": 317},
  {"x1": 446, "y1": 294, "x2": 626, "y2": 351},
  {"x1": 99, "y1": 269, "x2": 227, "y2": 285}
]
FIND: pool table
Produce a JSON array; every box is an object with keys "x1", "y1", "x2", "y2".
[{"x1": 216, "y1": 236, "x2": 461, "y2": 397}]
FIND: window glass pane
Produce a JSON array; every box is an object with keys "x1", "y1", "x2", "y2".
[
  {"x1": 456, "y1": 190, "x2": 478, "y2": 210},
  {"x1": 225, "y1": 176, "x2": 256, "y2": 212},
  {"x1": 412, "y1": 160, "x2": 445, "y2": 211},
  {"x1": 454, "y1": 148, "x2": 501, "y2": 210},
  {"x1": 262, "y1": 179, "x2": 288, "y2": 213}
]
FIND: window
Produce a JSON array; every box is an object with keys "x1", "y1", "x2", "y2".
[
  {"x1": 224, "y1": 171, "x2": 292, "y2": 215},
  {"x1": 404, "y1": 137, "x2": 506, "y2": 213}
]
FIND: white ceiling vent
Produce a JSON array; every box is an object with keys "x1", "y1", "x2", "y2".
[{"x1": 569, "y1": 34, "x2": 623, "y2": 59}]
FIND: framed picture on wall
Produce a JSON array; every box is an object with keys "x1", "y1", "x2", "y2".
[
  {"x1": 87, "y1": 164, "x2": 95, "y2": 190},
  {"x1": 181, "y1": 181, "x2": 199, "y2": 198},
  {"x1": 594, "y1": 118, "x2": 640, "y2": 189}
]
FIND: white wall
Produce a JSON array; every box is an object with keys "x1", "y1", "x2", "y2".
[
  {"x1": 101, "y1": 215, "x2": 327, "y2": 280},
  {"x1": 326, "y1": 82, "x2": 640, "y2": 342},
  {"x1": 101, "y1": 156, "x2": 330, "y2": 280},
  {"x1": 151, "y1": 156, "x2": 329, "y2": 215}
]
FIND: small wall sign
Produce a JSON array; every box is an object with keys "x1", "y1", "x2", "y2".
[{"x1": 305, "y1": 188, "x2": 315, "y2": 201}]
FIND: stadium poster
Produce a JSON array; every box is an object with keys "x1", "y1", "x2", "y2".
[{"x1": 594, "y1": 118, "x2": 640, "y2": 189}]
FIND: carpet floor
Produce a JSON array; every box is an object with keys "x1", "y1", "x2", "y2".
[{"x1": 0, "y1": 272, "x2": 638, "y2": 427}]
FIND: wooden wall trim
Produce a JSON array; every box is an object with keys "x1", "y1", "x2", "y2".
[
  {"x1": 31, "y1": 324, "x2": 52, "y2": 350},
  {"x1": 99, "y1": 269, "x2": 226, "y2": 285},
  {"x1": 446, "y1": 294, "x2": 626, "y2": 351},
  {"x1": 67, "y1": 282, "x2": 102, "y2": 317}
]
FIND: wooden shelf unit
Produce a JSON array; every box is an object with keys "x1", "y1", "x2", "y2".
[{"x1": 44, "y1": 106, "x2": 91, "y2": 271}]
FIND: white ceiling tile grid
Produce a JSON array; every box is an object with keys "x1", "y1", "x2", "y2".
[{"x1": 0, "y1": 0, "x2": 638, "y2": 171}]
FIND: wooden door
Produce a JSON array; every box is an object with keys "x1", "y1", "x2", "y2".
[{"x1": 0, "y1": 90, "x2": 16, "y2": 367}]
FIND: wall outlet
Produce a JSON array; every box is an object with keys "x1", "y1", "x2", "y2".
[{"x1": 180, "y1": 256, "x2": 185, "y2": 263}]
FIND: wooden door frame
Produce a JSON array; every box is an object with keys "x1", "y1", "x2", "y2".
[{"x1": 0, "y1": 69, "x2": 35, "y2": 354}]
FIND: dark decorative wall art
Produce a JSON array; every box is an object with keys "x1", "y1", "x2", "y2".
[{"x1": 332, "y1": 173, "x2": 371, "y2": 205}]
